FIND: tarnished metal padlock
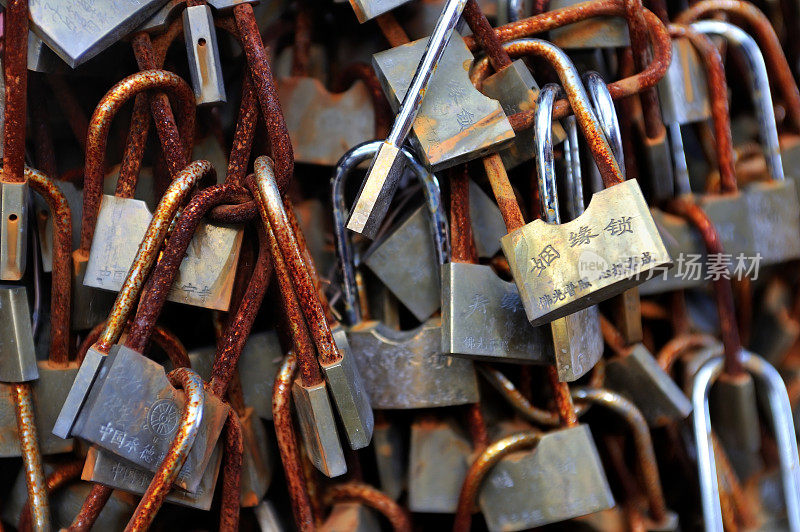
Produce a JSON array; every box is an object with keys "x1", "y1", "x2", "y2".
[
  {"x1": 442, "y1": 162, "x2": 552, "y2": 364},
  {"x1": 408, "y1": 416, "x2": 472, "y2": 513},
  {"x1": 347, "y1": 0, "x2": 469, "y2": 238},
  {"x1": 183, "y1": 2, "x2": 226, "y2": 105},
  {"x1": 334, "y1": 142, "x2": 479, "y2": 408},
  {"x1": 498, "y1": 44, "x2": 671, "y2": 327},
  {"x1": 320, "y1": 503, "x2": 381, "y2": 531},
  {"x1": 468, "y1": 179, "x2": 506, "y2": 259}
]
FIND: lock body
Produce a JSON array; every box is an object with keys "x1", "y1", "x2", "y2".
[
  {"x1": 0, "y1": 182, "x2": 28, "y2": 281},
  {"x1": 551, "y1": 305, "x2": 603, "y2": 382},
  {"x1": 292, "y1": 379, "x2": 347, "y2": 478},
  {"x1": 183, "y1": 4, "x2": 226, "y2": 106}
]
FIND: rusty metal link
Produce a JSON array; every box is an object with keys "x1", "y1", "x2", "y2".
[
  {"x1": 669, "y1": 24, "x2": 737, "y2": 193},
  {"x1": 273, "y1": 353, "x2": 316, "y2": 531},
  {"x1": 325, "y1": 483, "x2": 413, "y2": 532},
  {"x1": 656, "y1": 333, "x2": 720, "y2": 372},
  {"x1": 78, "y1": 71, "x2": 196, "y2": 256},
  {"x1": 667, "y1": 198, "x2": 743, "y2": 375},
  {"x1": 292, "y1": 7, "x2": 313, "y2": 77},
  {"x1": 2, "y1": 0, "x2": 28, "y2": 184},
  {"x1": 18, "y1": 460, "x2": 83, "y2": 532},
  {"x1": 152, "y1": 18, "x2": 185, "y2": 68},
  {"x1": 67, "y1": 484, "x2": 113, "y2": 532},
  {"x1": 600, "y1": 314, "x2": 631, "y2": 357},
  {"x1": 676, "y1": 0, "x2": 800, "y2": 132},
  {"x1": 226, "y1": 76, "x2": 259, "y2": 184},
  {"x1": 463, "y1": 0, "x2": 513, "y2": 71},
  {"x1": 625, "y1": 0, "x2": 667, "y2": 140},
  {"x1": 375, "y1": 12, "x2": 410, "y2": 47},
  {"x1": 467, "y1": 1, "x2": 671, "y2": 131},
  {"x1": 150, "y1": 326, "x2": 191, "y2": 369},
  {"x1": 124, "y1": 367, "x2": 205, "y2": 532},
  {"x1": 116, "y1": 94, "x2": 152, "y2": 198},
  {"x1": 453, "y1": 432, "x2": 541, "y2": 532},
  {"x1": 234, "y1": 3, "x2": 294, "y2": 194},
  {"x1": 571, "y1": 387, "x2": 668, "y2": 525},
  {"x1": 95, "y1": 160, "x2": 211, "y2": 352},
  {"x1": 125, "y1": 182, "x2": 250, "y2": 353},
  {"x1": 221, "y1": 410, "x2": 244, "y2": 532},
  {"x1": 466, "y1": 402, "x2": 489, "y2": 452},
  {"x1": 252, "y1": 157, "x2": 341, "y2": 366},
  {"x1": 449, "y1": 165, "x2": 478, "y2": 264},
  {"x1": 12, "y1": 383, "x2": 49, "y2": 532},
  {"x1": 26, "y1": 166, "x2": 72, "y2": 365}
]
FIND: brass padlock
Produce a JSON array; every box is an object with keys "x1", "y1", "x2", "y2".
[{"x1": 334, "y1": 142, "x2": 479, "y2": 409}]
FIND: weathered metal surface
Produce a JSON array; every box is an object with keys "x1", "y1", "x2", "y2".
[
  {"x1": 183, "y1": 4, "x2": 227, "y2": 106},
  {"x1": 468, "y1": 179, "x2": 506, "y2": 258},
  {"x1": 0, "y1": 286, "x2": 38, "y2": 383},
  {"x1": 551, "y1": 305, "x2": 604, "y2": 382},
  {"x1": 548, "y1": 0, "x2": 630, "y2": 49},
  {"x1": 347, "y1": 0, "x2": 411, "y2": 23},
  {"x1": 442, "y1": 262, "x2": 552, "y2": 364},
  {"x1": 291, "y1": 379, "x2": 347, "y2": 478},
  {"x1": 657, "y1": 37, "x2": 712, "y2": 126}
]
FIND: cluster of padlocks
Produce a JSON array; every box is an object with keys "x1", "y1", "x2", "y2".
[{"x1": 3, "y1": 0, "x2": 800, "y2": 530}]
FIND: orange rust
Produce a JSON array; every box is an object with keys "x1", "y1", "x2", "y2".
[
  {"x1": 125, "y1": 367, "x2": 204, "y2": 531},
  {"x1": 26, "y1": 167, "x2": 72, "y2": 365},
  {"x1": 463, "y1": 0, "x2": 513, "y2": 71},
  {"x1": 19, "y1": 460, "x2": 83, "y2": 532},
  {"x1": 227, "y1": 75, "x2": 258, "y2": 184},
  {"x1": 667, "y1": 198, "x2": 743, "y2": 375},
  {"x1": 116, "y1": 93, "x2": 152, "y2": 199},
  {"x1": 669, "y1": 24, "x2": 737, "y2": 194},
  {"x1": 625, "y1": 0, "x2": 666, "y2": 140},
  {"x1": 449, "y1": 165, "x2": 478, "y2": 264},
  {"x1": 273, "y1": 353, "x2": 316, "y2": 531},
  {"x1": 151, "y1": 326, "x2": 191, "y2": 369},
  {"x1": 656, "y1": 333, "x2": 719, "y2": 372},
  {"x1": 96, "y1": 160, "x2": 211, "y2": 352},
  {"x1": 291, "y1": 7, "x2": 313, "y2": 77},
  {"x1": 12, "y1": 383, "x2": 49, "y2": 532},
  {"x1": 676, "y1": 0, "x2": 800, "y2": 133},
  {"x1": 599, "y1": 314, "x2": 631, "y2": 357},
  {"x1": 326, "y1": 483, "x2": 412, "y2": 532},
  {"x1": 221, "y1": 410, "x2": 243, "y2": 532},
  {"x1": 453, "y1": 432, "x2": 540, "y2": 532},
  {"x1": 375, "y1": 12, "x2": 410, "y2": 47},
  {"x1": 482, "y1": 153, "x2": 526, "y2": 231},
  {"x1": 79, "y1": 70, "x2": 196, "y2": 255},
  {"x1": 466, "y1": 402, "x2": 489, "y2": 452},
  {"x1": 67, "y1": 484, "x2": 113, "y2": 531},
  {"x1": 2, "y1": 0, "x2": 29, "y2": 185}
]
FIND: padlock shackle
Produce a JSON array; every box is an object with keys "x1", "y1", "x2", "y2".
[
  {"x1": 332, "y1": 141, "x2": 449, "y2": 325},
  {"x1": 78, "y1": 320, "x2": 191, "y2": 369},
  {"x1": 449, "y1": 165, "x2": 479, "y2": 264},
  {"x1": 676, "y1": 0, "x2": 800, "y2": 134},
  {"x1": 656, "y1": 333, "x2": 720, "y2": 374},
  {"x1": 17, "y1": 460, "x2": 83, "y2": 532},
  {"x1": 667, "y1": 198, "x2": 744, "y2": 376},
  {"x1": 692, "y1": 351, "x2": 800, "y2": 531},
  {"x1": 571, "y1": 387, "x2": 668, "y2": 525},
  {"x1": 453, "y1": 431, "x2": 541, "y2": 532},
  {"x1": 25, "y1": 167, "x2": 72, "y2": 365},
  {"x1": 668, "y1": 25, "x2": 738, "y2": 194},
  {"x1": 272, "y1": 353, "x2": 316, "y2": 531},
  {"x1": 1, "y1": 0, "x2": 29, "y2": 185},
  {"x1": 583, "y1": 72, "x2": 626, "y2": 180},
  {"x1": 505, "y1": 39, "x2": 626, "y2": 188},
  {"x1": 467, "y1": 2, "x2": 671, "y2": 126},
  {"x1": 463, "y1": 0, "x2": 513, "y2": 72},
  {"x1": 125, "y1": 367, "x2": 205, "y2": 532},
  {"x1": 599, "y1": 314, "x2": 629, "y2": 357},
  {"x1": 692, "y1": 20, "x2": 785, "y2": 184},
  {"x1": 79, "y1": 70, "x2": 197, "y2": 256},
  {"x1": 290, "y1": 6, "x2": 313, "y2": 78},
  {"x1": 12, "y1": 383, "x2": 50, "y2": 532},
  {"x1": 221, "y1": 409, "x2": 243, "y2": 531},
  {"x1": 534, "y1": 84, "x2": 562, "y2": 224},
  {"x1": 95, "y1": 160, "x2": 211, "y2": 352},
  {"x1": 325, "y1": 482, "x2": 412, "y2": 532}
]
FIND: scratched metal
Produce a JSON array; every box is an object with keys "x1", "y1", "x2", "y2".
[
  {"x1": 0, "y1": 286, "x2": 38, "y2": 383},
  {"x1": 605, "y1": 344, "x2": 692, "y2": 427},
  {"x1": 468, "y1": 179, "x2": 506, "y2": 259},
  {"x1": 72, "y1": 345, "x2": 230, "y2": 493},
  {"x1": 0, "y1": 182, "x2": 29, "y2": 281},
  {"x1": 372, "y1": 32, "x2": 514, "y2": 171},
  {"x1": 321, "y1": 503, "x2": 382, "y2": 531},
  {"x1": 657, "y1": 38, "x2": 711, "y2": 126},
  {"x1": 34, "y1": 178, "x2": 81, "y2": 273},
  {"x1": 442, "y1": 262, "x2": 552, "y2": 364},
  {"x1": 740, "y1": 180, "x2": 800, "y2": 265},
  {"x1": 82, "y1": 444, "x2": 221, "y2": 510},
  {"x1": 347, "y1": 0, "x2": 411, "y2": 23},
  {"x1": 26, "y1": 0, "x2": 170, "y2": 67},
  {"x1": 481, "y1": 59, "x2": 565, "y2": 170},
  {"x1": 551, "y1": 305, "x2": 603, "y2": 382},
  {"x1": 188, "y1": 331, "x2": 283, "y2": 420},
  {"x1": 478, "y1": 426, "x2": 614, "y2": 531},
  {"x1": 408, "y1": 417, "x2": 471, "y2": 513},
  {"x1": 84, "y1": 195, "x2": 243, "y2": 311},
  {"x1": 348, "y1": 317, "x2": 479, "y2": 409},
  {"x1": 363, "y1": 205, "x2": 440, "y2": 322},
  {"x1": 183, "y1": 4, "x2": 226, "y2": 106},
  {"x1": 291, "y1": 379, "x2": 347, "y2": 478},
  {"x1": 502, "y1": 179, "x2": 672, "y2": 325},
  {"x1": 277, "y1": 77, "x2": 375, "y2": 166},
  {"x1": 547, "y1": 0, "x2": 629, "y2": 49}
]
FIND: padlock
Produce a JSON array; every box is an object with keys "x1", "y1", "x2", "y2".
[
  {"x1": 33, "y1": 178, "x2": 81, "y2": 274},
  {"x1": 188, "y1": 331, "x2": 283, "y2": 421},
  {"x1": 442, "y1": 162, "x2": 552, "y2": 364},
  {"x1": 253, "y1": 157, "x2": 374, "y2": 451},
  {"x1": 0, "y1": 2, "x2": 29, "y2": 281},
  {"x1": 692, "y1": 21, "x2": 800, "y2": 265},
  {"x1": 347, "y1": 0, "x2": 488, "y2": 239},
  {"x1": 468, "y1": 179, "x2": 506, "y2": 259},
  {"x1": 480, "y1": 59, "x2": 566, "y2": 170},
  {"x1": 495, "y1": 41, "x2": 671, "y2": 327},
  {"x1": 547, "y1": 0, "x2": 630, "y2": 49},
  {"x1": 183, "y1": 2, "x2": 227, "y2": 105},
  {"x1": 749, "y1": 278, "x2": 800, "y2": 365},
  {"x1": 71, "y1": 70, "x2": 196, "y2": 330},
  {"x1": 408, "y1": 416, "x2": 472, "y2": 513},
  {"x1": 333, "y1": 142, "x2": 479, "y2": 408},
  {"x1": 692, "y1": 349, "x2": 800, "y2": 530},
  {"x1": 347, "y1": 0, "x2": 412, "y2": 23},
  {"x1": 372, "y1": 414, "x2": 405, "y2": 501},
  {"x1": 255, "y1": 500, "x2": 285, "y2": 531},
  {"x1": 571, "y1": 387, "x2": 679, "y2": 531},
  {"x1": 320, "y1": 502, "x2": 382, "y2": 532}
]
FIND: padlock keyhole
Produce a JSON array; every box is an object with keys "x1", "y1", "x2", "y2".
[{"x1": 198, "y1": 38, "x2": 207, "y2": 47}]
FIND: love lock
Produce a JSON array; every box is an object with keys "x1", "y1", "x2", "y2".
[{"x1": 334, "y1": 142, "x2": 479, "y2": 408}]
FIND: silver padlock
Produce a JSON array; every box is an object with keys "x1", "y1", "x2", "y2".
[
  {"x1": 334, "y1": 142, "x2": 479, "y2": 409},
  {"x1": 182, "y1": 2, "x2": 226, "y2": 106},
  {"x1": 346, "y1": 0, "x2": 412, "y2": 23}
]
